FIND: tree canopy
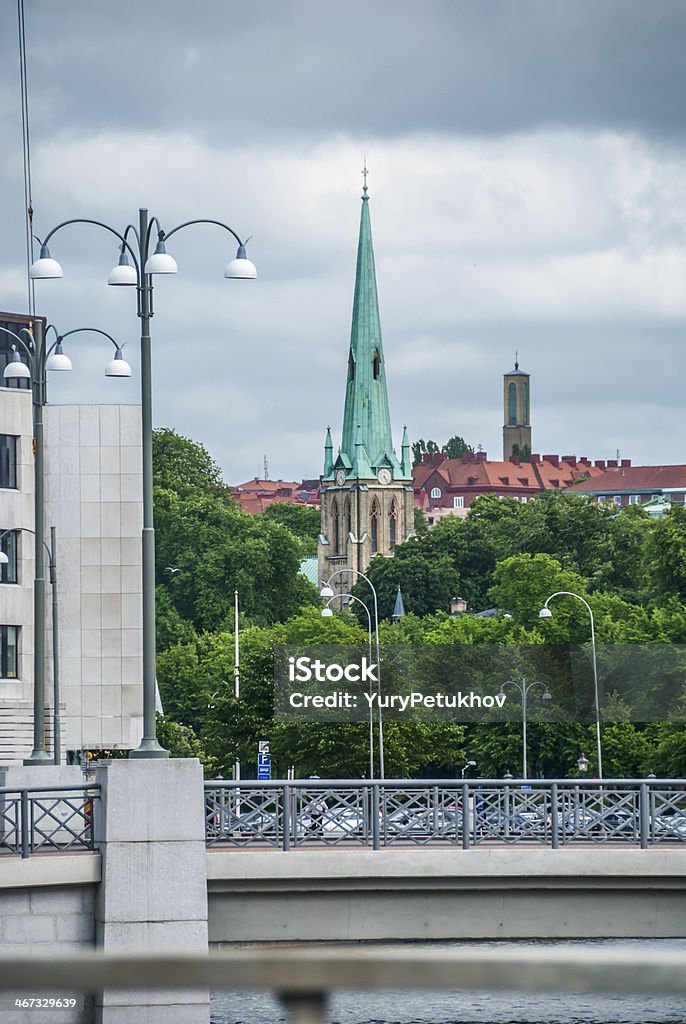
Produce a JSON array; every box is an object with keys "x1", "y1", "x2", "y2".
[{"x1": 152, "y1": 428, "x2": 686, "y2": 780}]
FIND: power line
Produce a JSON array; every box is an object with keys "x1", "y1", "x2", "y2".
[{"x1": 17, "y1": 0, "x2": 35, "y2": 316}]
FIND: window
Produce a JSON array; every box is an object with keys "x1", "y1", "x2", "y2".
[
  {"x1": 344, "y1": 499, "x2": 352, "y2": 544},
  {"x1": 0, "y1": 436, "x2": 17, "y2": 489},
  {"x1": 430, "y1": 487, "x2": 441, "y2": 499},
  {"x1": 597, "y1": 495, "x2": 606, "y2": 504},
  {"x1": 508, "y1": 382, "x2": 516, "y2": 425},
  {"x1": 0, "y1": 625, "x2": 18, "y2": 678},
  {"x1": 0, "y1": 530, "x2": 17, "y2": 584},
  {"x1": 520, "y1": 496, "x2": 528, "y2": 503},
  {"x1": 628, "y1": 495, "x2": 641, "y2": 505},
  {"x1": 613, "y1": 495, "x2": 622, "y2": 505},
  {"x1": 0, "y1": 316, "x2": 30, "y2": 390},
  {"x1": 453, "y1": 496, "x2": 464, "y2": 508},
  {"x1": 652, "y1": 494, "x2": 660, "y2": 501},
  {"x1": 370, "y1": 501, "x2": 379, "y2": 554},
  {"x1": 389, "y1": 501, "x2": 397, "y2": 548}
]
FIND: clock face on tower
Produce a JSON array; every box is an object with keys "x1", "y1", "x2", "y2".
[
  {"x1": 335, "y1": 469, "x2": 347, "y2": 486},
  {"x1": 377, "y1": 468, "x2": 392, "y2": 485}
]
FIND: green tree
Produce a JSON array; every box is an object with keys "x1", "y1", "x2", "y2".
[
  {"x1": 155, "y1": 714, "x2": 219, "y2": 774},
  {"x1": 644, "y1": 505, "x2": 686, "y2": 601},
  {"x1": 487, "y1": 552, "x2": 591, "y2": 631},
  {"x1": 153, "y1": 427, "x2": 227, "y2": 496},
  {"x1": 357, "y1": 541, "x2": 460, "y2": 620},
  {"x1": 412, "y1": 435, "x2": 472, "y2": 465},
  {"x1": 441, "y1": 435, "x2": 473, "y2": 460},
  {"x1": 261, "y1": 503, "x2": 320, "y2": 556}
]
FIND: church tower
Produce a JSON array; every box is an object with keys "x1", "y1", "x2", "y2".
[
  {"x1": 502, "y1": 356, "x2": 531, "y2": 460},
  {"x1": 318, "y1": 181, "x2": 414, "y2": 593}
]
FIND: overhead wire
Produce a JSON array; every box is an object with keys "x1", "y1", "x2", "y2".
[{"x1": 17, "y1": 0, "x2": 35, "y2": 317}]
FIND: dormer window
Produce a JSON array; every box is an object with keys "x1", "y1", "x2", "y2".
[{"x1": 373, "y1": 350, "x2": 381, "y2": 380}]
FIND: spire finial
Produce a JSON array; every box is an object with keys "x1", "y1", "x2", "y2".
[
  {"x1": 514, "y1": 350, "x2": 519, "y2": 371},
  {"x1": 362, "y1": 159, "x2": 369, "y2": 198}
]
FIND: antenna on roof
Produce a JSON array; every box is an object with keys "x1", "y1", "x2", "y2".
[
  {"x1": 263, "y1": 455, "x2": 269, "y2": 481},
  {"x1": 514, "y1": 350, "x2": 519, "y2": 371}
]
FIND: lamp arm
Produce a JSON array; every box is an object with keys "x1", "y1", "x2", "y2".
[
  {"x1": 526, "y1": 679, "x2": 548, "y2": 697},
  {"x1": 39, "y1": 219, "x2": 140, "y2": 273},
  {"x1": 144, "y1": 215, "x2": 165, "y2": 253},
  {"x1": 162, "y1": 218, "x2": 246, "y2": 248},
  {"x1": 545, "y1": 590, "x2": 593, "y2": 618},
  {"x1": 55, "y1": 327, "x2": 122, "y2": 353},
  {"x1": 0, "y1": 526, "x2": 53, "y2": 565},
  {"x1": 0, "y1": 326, "x2": 33, "y2": 360},
  {"x1": 500, "y1": 679, "x2": 522, "y2": 696}
]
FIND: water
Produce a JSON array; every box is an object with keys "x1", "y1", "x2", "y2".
[{"x1": 210, "y1": 940, "x2": 686, "y2": 1024}]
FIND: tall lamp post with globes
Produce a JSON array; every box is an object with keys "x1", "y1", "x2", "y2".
[
  {"x1": 539, "y1": 590, "x2": 603, "y2": 780},
  {"x1": 320, "y1": 567, "x2": 384, "y2": 778},
  {"x1": 497, "y1": 677, "x2": 551, "y2": 779},
  {"x1": 322, "y1": 591, "x2": 375, "y2": 779},
  {"x1": 30, "y1": 209, "x2": 256, "y2": 757},
  {"x1": 1, "y1": 320, "x2": 130, "y2": 764}
]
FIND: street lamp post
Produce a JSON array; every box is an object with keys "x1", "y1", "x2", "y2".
[
  {"x1": 320, "y1": 567, "x2": 384, "y2": 778},
  {"x1": 1, "y1": 321, "x2": 129, "y2": 764},
  {"x1": 30, "y1": 209, "x2": 255, "y2": 757},
  {"x1": 461, "y1": 760, "x2": 476, "y2": 780},
  {"x1": 539, "y1": 591, "x2": 603, "y2": 779},
  {"x1": 322, "y1": 591, "x2": 375, "y2": 779},
  {"x1": 497, "y1": 677, "x2": 551, "y2": 779}
]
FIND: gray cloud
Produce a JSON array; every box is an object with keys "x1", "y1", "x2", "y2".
[
  {"x1": 3, "y1": 1, "x2": 686, "y2": 143},
  {"x1": 0, "y1": 3, "x2": 685, "y2": 485}
]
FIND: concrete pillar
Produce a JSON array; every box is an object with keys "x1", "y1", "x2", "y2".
[{"x1": 93, "y1": 758, "x2": 209, "y2": 1024}]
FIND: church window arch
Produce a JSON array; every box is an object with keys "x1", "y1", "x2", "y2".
[
  {"x1": 344, "y1": 498, "x2": 352, "y2": 546},
  {"x1": 508, "y1": 382, "x2": 517, "y2": 425},
  {"x1": 389, "y1": 500, "x2": 397, "y2": 549},
  {"x1": 370, "y1": 499, "x2": 379, "y2": 554},
  {"x1": 523, "y1": 381, "x2": 529, "y2": 422},
  {"x1": 332, "y1": 499, "x2": 340, "y2": 553}
]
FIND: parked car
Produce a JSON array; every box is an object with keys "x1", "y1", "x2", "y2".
[{"x1": 653, "y1": 813, "x2": 686, "y2": 838}]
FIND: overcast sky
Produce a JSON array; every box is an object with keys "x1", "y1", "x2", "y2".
[{"x1": 1, "y1": 1, "x2": 685, "y2": 483}]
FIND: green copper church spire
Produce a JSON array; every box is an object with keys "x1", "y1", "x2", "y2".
[{"x1": 339, "y1": 186, "x2": 402, "y2": 475}]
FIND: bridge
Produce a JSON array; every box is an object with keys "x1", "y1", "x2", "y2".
[{"x1": 1, "y1": 764, "x2": 685, "y2": 1021}]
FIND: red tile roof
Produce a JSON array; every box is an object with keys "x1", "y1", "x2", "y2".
[{"x1": 569, "y1": 465, "x2": 686, "y2": 493}]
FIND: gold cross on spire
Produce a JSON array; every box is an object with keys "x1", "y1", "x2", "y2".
[{"x1": 362, "y1": 159, "x2": 369, "y2": 195}]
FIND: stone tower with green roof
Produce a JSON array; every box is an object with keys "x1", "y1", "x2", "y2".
[{"x1": 318, "y1": 183, "x2": 414, "y2": 590}]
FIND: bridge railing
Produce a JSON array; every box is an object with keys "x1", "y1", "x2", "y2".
[
  {"x1": 204, "y1": 778, "x2": 686, "y2": 850},
  {"x1": 0, "y1": 785, "x2": 100, "y2": 859}
]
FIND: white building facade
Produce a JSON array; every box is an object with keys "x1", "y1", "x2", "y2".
[{"x1": 0, "y1": 384, "x2": 143, "y2": 764}]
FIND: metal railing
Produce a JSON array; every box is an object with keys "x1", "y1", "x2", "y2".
[
  {"x1": 204, "y1": 778, "x2": 686, "y2": 850},
  {"x1": 0, "y1": 946, "x2": 685, "y2": 1024},
  {"x1": 0, "y1": 785, "x2": 99, "y2": 858}
]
